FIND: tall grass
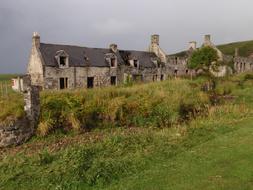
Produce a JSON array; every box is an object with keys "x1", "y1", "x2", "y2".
[{"x1": 38, "y1": 79, "x2": 210, "y2": 136}]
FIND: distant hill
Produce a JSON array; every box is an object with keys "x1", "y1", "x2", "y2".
[
  {"x1": 171, "y1": 40, "x2": 253, "y2": 58},
  {"x1": 217, "y1": 40, "x2": 253, "y2": 57},
  {"x1": 0, "y1": 74, "x2": 19, "y2": 81}
]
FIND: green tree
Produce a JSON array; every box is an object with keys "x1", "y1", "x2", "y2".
[{"x1": 188, "y1": 47, "x2": 219, "y2": 73}]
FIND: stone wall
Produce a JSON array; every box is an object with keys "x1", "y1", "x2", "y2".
[
  {"x1": 0, "y1": 118, "x2": 33, "y2": 147},
  {"x1": 0, "y1": 76, "x2": 40, "y2": 148},
  {"x1": 234, "y1": 57, "x2": 253, "y2": 73}
]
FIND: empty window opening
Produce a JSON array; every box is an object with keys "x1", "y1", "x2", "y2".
[
  {"x1": 60, "y1": 56, "x2": 67, "y2": 66},
  {"x1": 87, "y1": 77, "x2": 94, "y2": 88},
  {"x1": 160, "y1": 74, "x2": 164, "y2": 81},
  {"x1": 134, "y1": 60, "x2": 139, "y2": 68},
  {"x1": 133, "y1": 75, "x2": 143, "y2": 82},
  {"x1": 175, "y1": 57, "x2": 178, "y2": 64},
  {"x1": 174, "y1": 69, "x2": 178, "y2": 75},
  {"x1": 111, "y1": 58, "x2": 116, "y2": 67},
  {"x1": 111, "y1": 76, "x2": 117, "y2": 86},
  {"x1": 59, "y1": 77, "x2": 68, "y2": 89},
  {"x1": 153, "y1": 75, "x2": 158, "y2": 82},
  {"x1": 186, "y1": 69, "x2": 189, "y2": 74}
]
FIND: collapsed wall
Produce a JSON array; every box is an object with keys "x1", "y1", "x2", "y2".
[{"x1": 0, "y1": 75, "x2": 40, "y2": 148}]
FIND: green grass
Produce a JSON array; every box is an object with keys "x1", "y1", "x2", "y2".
[
  {"x1": 0, "y1": 74, "x2": 253, "y2": 189},
  {"x1": 0, "y1": 74, "x2": 24, "y2": 125},
  {"x1": 107, "y1": 118, "x2": 253, "y2": 190}
]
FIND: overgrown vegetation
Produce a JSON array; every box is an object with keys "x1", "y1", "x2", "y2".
[
  {"x1": 38, "y1": 79, "x2": 209, "y2": 136},
  {"x1": 0, "y1": 73, "x2": 253, "y2": 189},
  {"x1": 0, "y1": 74, "x2": 24, "y2": 125},
  {"x1": 188, "y1": 46, "x2": 219, "y2": 73}
]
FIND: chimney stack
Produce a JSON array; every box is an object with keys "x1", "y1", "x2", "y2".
[
  {"x1": 151, "y1": 34, "x2": 160, "y2": 45},
  {"x1": 189, "y1": 41, "x2": 197, "y2": 50},
  {"x1": 204, "y1": 34, "x2": 211, "y2": 45},
  {"x1": 235, "y1": 48, "x2": 239, "y2": 57},
  {"x1": 109, "y1": 44, "x2": 118, "y2": 53},
  {"x1": 32, "y1": 32, "x2": 40, "y2": 49}
]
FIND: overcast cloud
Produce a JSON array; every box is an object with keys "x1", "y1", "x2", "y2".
[{"x1": 1, "y1": 0, "x2": 253, "y2": 73}]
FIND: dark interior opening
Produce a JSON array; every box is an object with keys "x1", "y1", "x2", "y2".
[
  {"x1": 153, "y1": 75, "x2": 158, "y2": 82},
  {"x1": 111, "y1": 76, "x2": 117, "y2": 86},
  {"x1": 60, "y1": 77, "x2": 68, "y2": 89},
  {"x1": 111, "y1": 58, "x2": 116, "y2": 67},
  {"x1": 133, "y1": 75, "x2": 143, "y2": 82},
  {"x1": 186, "y1": 69, "x2": 189, "y2": 74},
  {"x1": 174, "y1": 69, "x2": 178, "y2": 75},
  {"x1": 160, "y1": 74, "x2": 164, "y2": 81},
  {"x1": 60, "y1": 56, "x2": 66, "y2": 66},
  {"x1": 87, "y1": 77, "x2": 94, "y2": 88},
  {"x1": 134, "y1": 60, "x2": 138, "y2": 68}
]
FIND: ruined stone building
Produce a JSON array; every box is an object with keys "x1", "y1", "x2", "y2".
[
  {"x1": 27, "y1": 33, "x2": 170, "y2": 90},
  {"x1": 168, "y1": 34, "x2": 253, "y2": 75},
  {"x1": 26, "y1": 32, "x2": 253, "y2": 90}
]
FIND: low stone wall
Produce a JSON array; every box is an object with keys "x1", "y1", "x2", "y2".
[
  {"x1": 0, "y1": 75, "x2": 40, "y2": 148},
  {"x1": 0, "y1": 118, "x2": 34, "y2": 148}
]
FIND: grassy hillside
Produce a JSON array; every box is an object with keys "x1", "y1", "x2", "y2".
[
  {"x1": 0, "y1": 74, "x2": 19, "y2": 81},
  {"x1": 171, "y1": 40, "x2": 253, "y2": 58},
  {"x1": 0, "y1": 73, "x2": 253, "y2": 189},
  {"x1": 217, "y1": 40, "x2": 253, "y2": 57}
]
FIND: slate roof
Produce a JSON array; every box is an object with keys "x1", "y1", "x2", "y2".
[
  {"x1": 39, "y1": 43, "x2": 158, "y2": 68},
  {"x1": 40, "y1": 43, "x2": 125, "y2": 67},
  {"x1": 119, "y1": 50, "x2": 158, "y2": 68}
]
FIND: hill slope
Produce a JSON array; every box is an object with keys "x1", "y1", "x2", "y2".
[
  {"x1": 217, "y1": 40, "x2": 253, "y2": 57},
  {"x1": 171, "y1": 40, "x2": 253, "y2": 57}
]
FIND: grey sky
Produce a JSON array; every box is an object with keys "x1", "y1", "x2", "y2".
[{"x1": 1, "y1": 0, "x2": 253, "y2": 73}]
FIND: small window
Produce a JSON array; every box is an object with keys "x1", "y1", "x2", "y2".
[
  {"x1": 174, "y1": 69, "x2": 178, "y2": 76},
  {"x1": 175, "y1": 57, "x2": 178, "y2": 64},
  {"x1": 134, "y1": 60, "x2": 138, "y2": 68},
  {"x1": 111, "y1": 58, "x2": 116, "y2": 67},
  {"x1": 160, "y1": 75, "x2": 164, "y2": 81},
  {"x1": 59, "y1": 77, "x2": 68, "y2": 89},
  {"x1": 60, "y1": 56, "x2": 67, "y2": 66},
  {"x1": 111, "y1": 76, "x2": 117, "y2": 86},
  {"x1": 87, "y1": 77, "x2": 94, "y2": 88},
  {"x1": 186, "y1": 69, "x2": 189, "y2": 74}
]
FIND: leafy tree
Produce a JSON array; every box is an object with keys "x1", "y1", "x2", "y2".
[{"x1": 188, "y1": 47, "x2": 219, "y2": 73}]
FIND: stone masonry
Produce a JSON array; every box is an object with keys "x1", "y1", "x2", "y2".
[{"x1": 0, "y1": 76, "x2": 40, "y2": 148}]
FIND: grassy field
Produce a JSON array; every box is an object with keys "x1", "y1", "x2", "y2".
[{"x1": 0, "y1": 73, "x2": 253, "y2": 189}]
